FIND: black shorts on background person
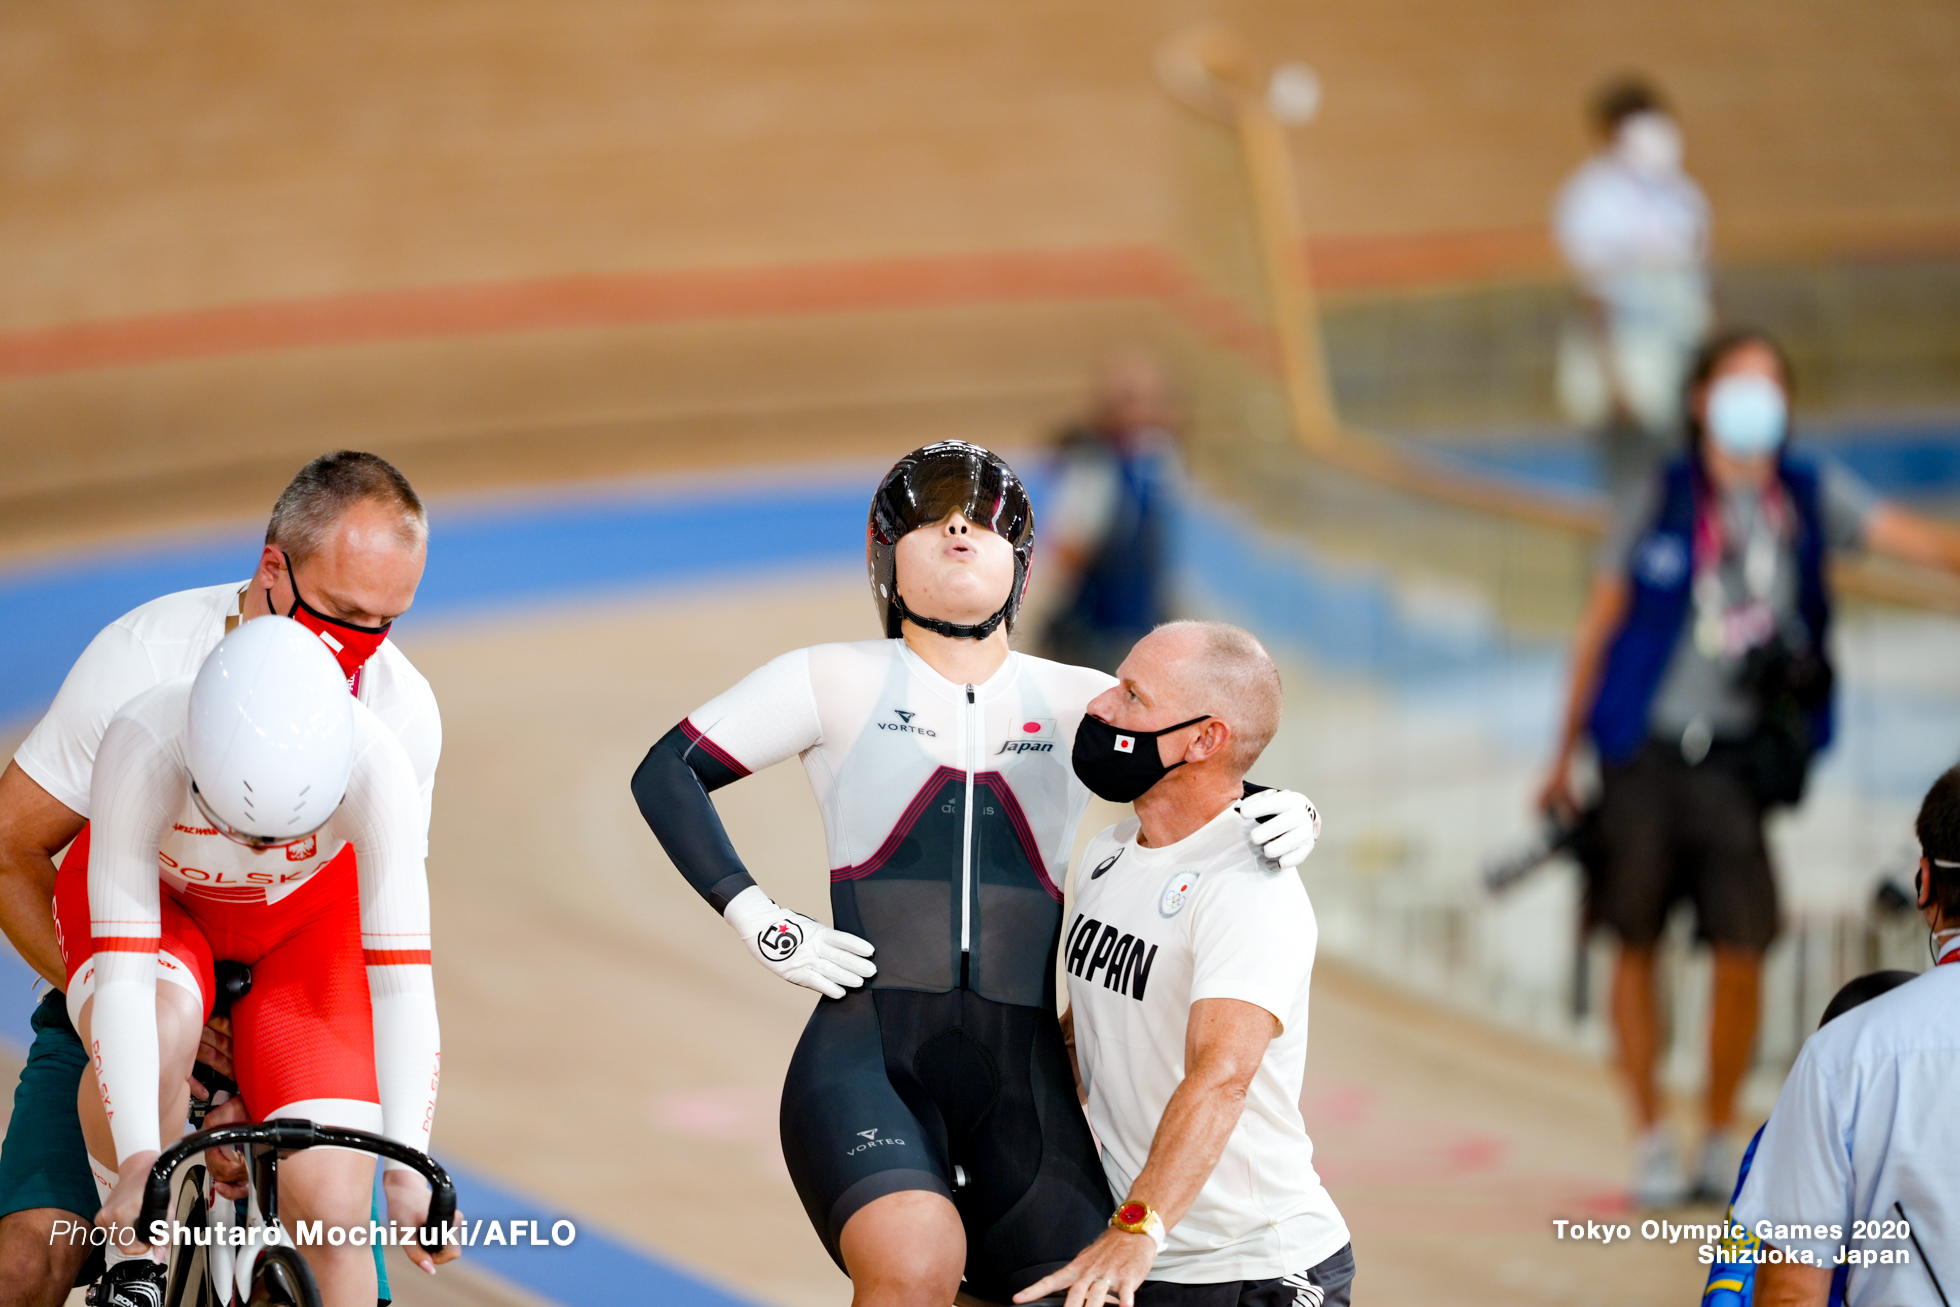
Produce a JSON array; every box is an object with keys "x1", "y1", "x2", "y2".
[{"x1": 1595, "y1": 744, "x2": 1778, "y2": 953}]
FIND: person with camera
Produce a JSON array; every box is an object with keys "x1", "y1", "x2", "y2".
[{"x1": 1536, "y1": 328, "x2": 1960, "y2": 1209}]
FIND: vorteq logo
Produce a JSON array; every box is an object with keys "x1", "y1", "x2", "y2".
[
  {"x1": 877, "y1": 709, "x2": 937, "y2": 738},
  {"x1": 846, "y1": 1127, "x2": 907, "y2": 1158}
]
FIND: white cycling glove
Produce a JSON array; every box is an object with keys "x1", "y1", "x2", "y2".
[
  {"x1": 1239, "y1": 788, "x2": 1321, "y2": 871},
  {"x1": 723, "y1": 885, "x2": 877, "y2": 1000}
]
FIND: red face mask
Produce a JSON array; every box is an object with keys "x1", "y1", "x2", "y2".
[{"x1": 273, "y1": 552, "x2": 392, "y2": 692}]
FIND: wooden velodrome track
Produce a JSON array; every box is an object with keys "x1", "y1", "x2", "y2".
[{"x1": 4, "y1": 489, "x2": 1709, "y2": 1307}]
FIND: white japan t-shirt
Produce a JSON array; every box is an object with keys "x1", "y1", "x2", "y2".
[
  {"x1": 13, "y1": 582, "x2": 441, "y2": 851},
  {"x1": 1066, "y1": 806, "x2": 1349, "y2": 1284}
]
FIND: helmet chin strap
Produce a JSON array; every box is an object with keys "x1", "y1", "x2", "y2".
[{"x1": 892, "y1": 592, "x2": 1010, "y2": 640}]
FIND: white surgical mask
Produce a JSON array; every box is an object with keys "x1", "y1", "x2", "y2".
[
  {"x1": 1616, "y1": 111, "x2": 1683, "y2": 177},
  {"x1": 1705, "y1": 373, "x2": 1788, "y2": 458}
]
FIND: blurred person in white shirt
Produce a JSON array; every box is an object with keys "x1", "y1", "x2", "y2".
[
  {"x1": 1018, "y1": 621, "x2": 1349, "y2": 1307},
  {"x1": 1554, "y1": 77, "x2": 1714, "y2": 495}
]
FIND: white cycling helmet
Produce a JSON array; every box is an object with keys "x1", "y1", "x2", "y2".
[{"x1": 187, "y1": 616, "x2": 356, "y2": 849}]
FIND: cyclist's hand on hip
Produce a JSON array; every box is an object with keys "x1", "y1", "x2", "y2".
[
  {"x1": 384, "y1": 1169, "x2": 462, "y2": 1273},
  {"x1": 1239, "y1": 788, "x2": 1320, "y2": 871},
  {"x1": 723, "y1": 885, "x2": 876, "y2": 1000},
  {"x1": 96, "y1": 1149, "x2": 159, "y2": 1252},
  {"x1": 201, "y1": 1097, "x2": 251, "y2": 1199}
]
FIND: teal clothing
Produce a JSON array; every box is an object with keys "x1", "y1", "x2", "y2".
[
  {"x1": 0, "y1": 989, "x2": 392, "y2": 1303},
  {"x1": 0, "y1": 991, "x2": 99, "y2": 1221}
]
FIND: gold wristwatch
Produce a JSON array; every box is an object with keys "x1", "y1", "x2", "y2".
[{"x1": 1111, "y1": 1200, "x2": 1166, "y2": 1251}]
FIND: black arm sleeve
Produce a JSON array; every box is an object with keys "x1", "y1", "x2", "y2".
[{"x1": 630, "y1": 723, "x2": 758, "y2": 914}]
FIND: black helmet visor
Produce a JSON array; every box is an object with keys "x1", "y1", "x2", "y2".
[{"x1": 872, "y1": 447, "x2": 1032, "y2": 548}]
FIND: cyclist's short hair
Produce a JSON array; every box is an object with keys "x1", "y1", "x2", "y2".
[
  {"x1": 1155, "y1": 620, "x2": 1282, "y2": 771},
  {"x1": 266, "y1": 451, "x2": 426, "y2": 566}
]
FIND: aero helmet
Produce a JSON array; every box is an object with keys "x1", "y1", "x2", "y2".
[
  {"x1": 867, "y1": 442, "x2": 1035, "y2": 639},
  {"x1": 187, "y1": 616, "x2": 356, "y2": 848}
]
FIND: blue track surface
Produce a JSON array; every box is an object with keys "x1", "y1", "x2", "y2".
[{"x1": 1423, "y1": 421, "x2": 1960, "y2": 504}]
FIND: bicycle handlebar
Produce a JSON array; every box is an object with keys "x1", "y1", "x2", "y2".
[{"x1": 137, "y1": 1119, "x2": 457, "y2": 1248}]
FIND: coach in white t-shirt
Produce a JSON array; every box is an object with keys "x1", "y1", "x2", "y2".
[
  {"x1": 1017, "y1": 622, "x2": 1351, "y2": 1307},
  {"x1": 0, "y1": 451, "x2": 439, "y2": 1306}
]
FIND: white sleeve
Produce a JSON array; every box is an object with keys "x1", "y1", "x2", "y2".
[
  {"x1": 682, "y1": 648, "x2": 822, "y2": 775},
  {"x1": 86, "y1": 712, "x2": 184, "y2": 1164},
  {"x1": 359, "y1": 651, "x2": 442, "y2": 860},
  {"x1": 336, "y1": 710, "x2": 439, "y2": 1166},
  {"x1": 1732, "y1": 1039, "x2": 1855, "y2": 1260},
  {"x1": 1553, "y1": 163, "x2": 1628, "y2": 289},
  {"x1": 15, "y1": 623, "x2": 161, "y2": 819},
  {"x1": 1186, "y1": 867, "x2": 1315, "y2": 1032}
]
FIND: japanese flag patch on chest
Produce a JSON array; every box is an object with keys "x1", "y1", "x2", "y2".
[{"x1": 997, "y1": 718, "x2": 1056, "y2": 757}]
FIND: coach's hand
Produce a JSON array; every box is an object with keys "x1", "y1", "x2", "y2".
[
  {"x1": 202, "y1": 1096, "x2": 251, "y2": 1199},
  {"x1": 724, "y1": 885, "x2": 876, "y2": 1000},
  {"x1": 193, "y1": 1014, "x2": 235, "y2": 1086},
  {"x1": 1240, "y1": 788, "x2": 1320, "y2": 871},
  {"x1": 1014, "y1": 1228, "x2": 1155, "y2": 1307},
  {"x1": 385, "y1": 1168, "x2": 462, "y2": 1273}
]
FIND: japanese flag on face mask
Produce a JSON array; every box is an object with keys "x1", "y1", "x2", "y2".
[{"x1": 1072, "y1": 712, "x2": 1211, "y2": 804}]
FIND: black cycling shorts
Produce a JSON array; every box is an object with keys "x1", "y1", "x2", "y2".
[
  {"x1": 1135, "y1": 1244, "x2": 1355, "y2": 1307},
  {"x1": 779, "y1": 986, "x2": 1112, "y2": 1303}
]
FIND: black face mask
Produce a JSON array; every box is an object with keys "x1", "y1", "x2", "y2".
[{"x1": 1071, "y1": 712, "x2": 1211, "y2": 804}]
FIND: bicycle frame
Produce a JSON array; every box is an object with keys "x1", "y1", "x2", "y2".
[{"x1": 136, "y1": 1118, "x2": 458, "y2": 1303}]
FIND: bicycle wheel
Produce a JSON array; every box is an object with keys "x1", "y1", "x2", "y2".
[
  {"x1": 246, "y1": 1246, "x2": 321, "y2": 1307},
  {"x1": 163, "y1": 1164, "x2": 222, "y2": 1307}
]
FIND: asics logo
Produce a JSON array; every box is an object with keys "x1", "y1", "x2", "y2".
[
  {"x1": 1089, "y1": 849, "x2": 1123, "y2": 880},
  {"x1": 877, "y1": 708, "x2": 938, "y2": 737},
  {"x1": 757, "y1": 920, "x2": 804, "y2": 962}
]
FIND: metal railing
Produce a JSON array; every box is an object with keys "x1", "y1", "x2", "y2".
[{"x1": 1151, "y1": 25, "x2": 1960, "y2": 1102}]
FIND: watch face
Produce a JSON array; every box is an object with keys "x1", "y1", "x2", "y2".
[{"x1": 1117, "y1": 1202, "x2": 1148, "y2": 1226}]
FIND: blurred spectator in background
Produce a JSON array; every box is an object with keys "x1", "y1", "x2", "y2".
[
  {"x1": 1554, "y1": 77, "x2": 1713, "y2": 496},
  {"x1": 1738, "y1": 765, "x2": 1960, "y2": 1307},
  {"x1": 1537, "y1": 329, "x2": 1960, "y2": 1210},
  {"x1": 1038, "y1": 354, "x2": 1185, "y2": 674}
]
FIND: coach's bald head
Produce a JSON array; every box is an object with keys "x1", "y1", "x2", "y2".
[
  {"x1": 1091, "y1": 621, "x2": 1283, "y2": 786},
  {"x1": 1148, "y1": 622, "x2": 1281, "y2": 774}
]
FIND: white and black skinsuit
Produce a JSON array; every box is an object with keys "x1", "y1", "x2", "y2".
[{"x1": 633, "y1": 637, "x2": 1121, "y2": 1300}]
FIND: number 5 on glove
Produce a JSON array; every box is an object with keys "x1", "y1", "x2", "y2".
[{"x1": 724, "y1": 885, "x2": 877, "y2": 999}]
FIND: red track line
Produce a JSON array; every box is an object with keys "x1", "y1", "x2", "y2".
[{"x1": 0, "y1": 228, "x2": 1554, "y2": 383}]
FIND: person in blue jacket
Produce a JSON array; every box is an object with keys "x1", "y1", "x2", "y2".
[
  {"x1": 1700, "y1": 969, "x2": 1915, "y2": 1306},
  {"x1": 1535, "y1": 328, "x2": 1960, "y2": 1208},
  {"x1": 1039, "y1": 354, "x2": 1185, "y2": 675}
]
